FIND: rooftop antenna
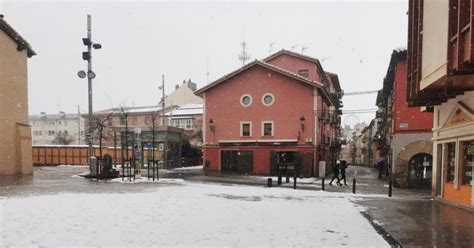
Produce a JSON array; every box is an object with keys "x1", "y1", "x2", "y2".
[
  {"x1": 269, "y1": 42, "x2": 275, "y2": 55},
  {"x1": 238, "y1": 40, "x2": 251, "y2": 66},
  {"x1": 291, "y1": 45, "x2": 299, "y2": 51},
  {"x1": 301, "y1": 45, "x2": 308, "y2": 54}
]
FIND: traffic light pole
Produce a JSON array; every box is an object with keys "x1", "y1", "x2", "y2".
[{"x1": 87, "y1": 15, "x2": 94, "y2": 175}]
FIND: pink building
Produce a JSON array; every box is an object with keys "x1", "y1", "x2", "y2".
[{"x1": 195, "y1": 50, "x2": 343, "y2": 177}]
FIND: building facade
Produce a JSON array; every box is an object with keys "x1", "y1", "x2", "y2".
[
  {"x1": 196, "y1": 50, "x2": 343, "y2": 177},
  {"x1": 0, "y1": 15, "x2": 36, "y2": 175},
  {"x1": 375, "y1": 49, "x2": 434, "y2": 188},
  {"x1": 164, "y1": 79, "x2": 203, "y2": 107},
  {"x1": 30, "y1": 111, "x2": 85, "y2": 145},
  {"x1": 89, "y1": 104, "x2": 203, "y2": 147},
  {"x1": 407, "y1": 0, "x2": 474, "y2": 207}
]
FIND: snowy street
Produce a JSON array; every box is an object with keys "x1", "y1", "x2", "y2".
[{"x1": 0, "y1": 169, "x2": 388, "y2": 247}]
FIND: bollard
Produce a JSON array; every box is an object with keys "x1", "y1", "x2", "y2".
[
  {"x1": 388, "y1": 180, "x2": 393, "y2": 197},
  {"x1": 322, "y1": 177, "x2": 325, "y2": 191},
  {"x1": 267, "y1": 178, "x2": 272, "y2": 187},
  {"x1": 278, "y1": 175, "x2": 282, "y2": 185},
  {"x1": 352, "y1": 178, "x2": 356, "y2": 194},
  {"x1": 293, "y1": 175, "x2": 297, "y2": 189},
  {"x1": 286, "y1": 175, "x2": 290, "y2": 183}
]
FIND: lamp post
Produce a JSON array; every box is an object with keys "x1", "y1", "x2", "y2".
[
  {"x1": 78, "y1": 15, "x2": 102, "y2": 175},
  {"x1": 300, "y1": 116, "x2": 306, "y2": 132}
]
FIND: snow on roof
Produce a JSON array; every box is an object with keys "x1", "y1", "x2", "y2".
[
  {"x1": 30, "y1": 113, "x2": 81, "y2": 121},
  {"x1": 127, "y1": 106, "x2": 162, "y2": 113},
  {"x1": 165, "y1": 103, "x2": 203, "y2": 116}
]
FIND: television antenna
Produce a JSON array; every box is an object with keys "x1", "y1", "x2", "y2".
[
  {"x1": 238, "y1": 41, "x2": 251, "y2": 66},
  {"x1": 269, "y1": 42, "x2": 275, "y2": 55}
]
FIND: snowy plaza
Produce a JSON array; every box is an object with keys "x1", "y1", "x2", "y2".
[{"x1": 0, "y1": 167, "x2": 389, "y2": 247}]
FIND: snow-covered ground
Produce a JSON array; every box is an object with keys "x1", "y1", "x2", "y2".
[{"x1": 0, "y1": 181, "x2": 388, "y2": 247}]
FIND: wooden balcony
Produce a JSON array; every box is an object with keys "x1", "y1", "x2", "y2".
[{"x1": 407, "y1": 0, "x2": 474, "y2": 107}]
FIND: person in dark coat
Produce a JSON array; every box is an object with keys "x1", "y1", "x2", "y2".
[
  {"x1": 339, "y1": 160, "x2": 348, "y2": 186},
  {"x1": 378, "y1": 159, "x2": 386, "y2": 179},
  {"x1": 329, "y1": 161, "x2": 341, "y2": 186}
]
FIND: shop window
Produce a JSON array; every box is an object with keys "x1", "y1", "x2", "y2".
[
  {"x1": 446, "y1": 142, "x2": 456, "y2": 182},
  {"x1": 461, "y1": 140, "x2": 474, "y2": 185}
]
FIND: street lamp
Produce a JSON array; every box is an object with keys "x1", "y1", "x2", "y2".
[
  {"x1": 208, "y1": 118, "x2": 215, "y2": 132},
  {"x1": 300, "y1": 116, "x2": 306, "y2": 132},
  {"x1": 77, "y1": 15, "x2": 102, "y2": 176}
]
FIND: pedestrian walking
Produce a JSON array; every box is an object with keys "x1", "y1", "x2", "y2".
[
  {"x1": 378, "y1": 159, "x2": 386, "y2": 179},
  {"x1": 339, "y1": 160, "x2": 348, "y2": 186},
  {"x1": 329, "y1": 161, "x2": 342, "y2": 186}
]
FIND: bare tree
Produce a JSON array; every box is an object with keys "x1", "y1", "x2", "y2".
[
  {"x1": 52, "y1": 132, "x2": 74, "y2": 145},
  {"x1": 94, "y1": 111, "x2": 115, "y2": 160}
]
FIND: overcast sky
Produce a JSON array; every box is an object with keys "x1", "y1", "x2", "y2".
[{"x1": 2, "y1": 0, "x2": 407, "y2": 126}]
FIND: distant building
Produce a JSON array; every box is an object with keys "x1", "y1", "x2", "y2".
[
  {"x1": 164, "y1": 79, "x2": 203, "y2": 107},
  {"x1": 166, "y1": 103, "x2": 203, "y2": 147},
  {"x1": 29, "y1": 111, "x2": 85, "y2": 145},
  {"x1": 375, "y1": 49, "x2": 433, "y2": 188},
  {"x1": 407, "y1": 1, "x2": 474, "y2": 208},
  {"x1": 0, "y1": 15, "x2": 36, "y2": 175},
  {"x1": 196, "y1": 50, "x2": 343, "y2": 177},
  {"x1": 89, "y1": 104, "x2": 203, "y2": 147}
]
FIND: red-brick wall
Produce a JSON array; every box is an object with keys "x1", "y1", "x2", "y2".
[
  {"x1": 392, "y1": 61, "x2": 433, "y2": 133},
  {"x1": 266, "y1": 54, "x2": 321, "y2": 82},
  {"x1": 204, "y1": 65, "x2": 315, "y2": 145}
]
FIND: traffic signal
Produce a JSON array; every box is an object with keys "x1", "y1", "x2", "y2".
[{"x1": 82, "y1": 51, "x2": 90, "y2": 61}]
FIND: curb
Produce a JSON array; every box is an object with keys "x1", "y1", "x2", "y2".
[{"x1": 360, "y1": 211, "x2": 403, "y2": 248}]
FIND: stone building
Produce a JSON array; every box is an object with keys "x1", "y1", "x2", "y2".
[{"x1": 0, "y1": 15, "x2": 36, "y2": 175}]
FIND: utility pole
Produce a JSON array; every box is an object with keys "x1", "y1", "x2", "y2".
[
  {"x1": 77, "y1": 14, "x2": 101, "y2": 175},
  {"x1": 86, "y1": 15, "x2": 93, "y2": 172},
  {"x1": 77, "y1": 105, "x2": 81, "y2": 145},
  {"x1": 161, "y1": 74, "x2": 165, "y2": 126}
]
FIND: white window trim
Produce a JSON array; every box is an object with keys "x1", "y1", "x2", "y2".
[
  {"x1": 261, "y1": 93, "x2": 275, "y2": 106},
  {"x1": 240, "y1": 121, "x2": 252, "y2": 137},
  {"x1": 240, "y1": 94, "x2": 253, "y2": 107},
  {"x1": 261, "y1": 121, "x2": 274, "y2": 137}
]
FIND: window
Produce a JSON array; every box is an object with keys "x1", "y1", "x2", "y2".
[
  {"x1": 171, "y1": 119, "x2": 193, "y2": 129},
  {"x1": 241, "y1": 122, "x2": 251, "y2": 137},
  {"x1": 446, "y1": 143, "x2": 456, "y2": 182},
  {"x1": 261, "y1": 93, "x2": 275, "y2": 106},
  {"x1": 240, "y1": 94, "x2": 252, "y2": 107},
  {"x1": 298, "y1": 69, "x2": 309, "y2": 78},
  {"x1": 461, "y1": 140, "x2": 474, "y2": 185},
  {"x1": 262, "y1": 121, "x2": 273, "y2": 137}
]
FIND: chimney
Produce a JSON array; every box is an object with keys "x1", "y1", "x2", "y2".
[{"x1": 59, "y1": 111, "x2": 65, "y2": 118}]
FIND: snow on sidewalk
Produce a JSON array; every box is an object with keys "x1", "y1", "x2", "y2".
[{"x1": 0, "y1": 182, "x2": 388, "y2": 247}]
